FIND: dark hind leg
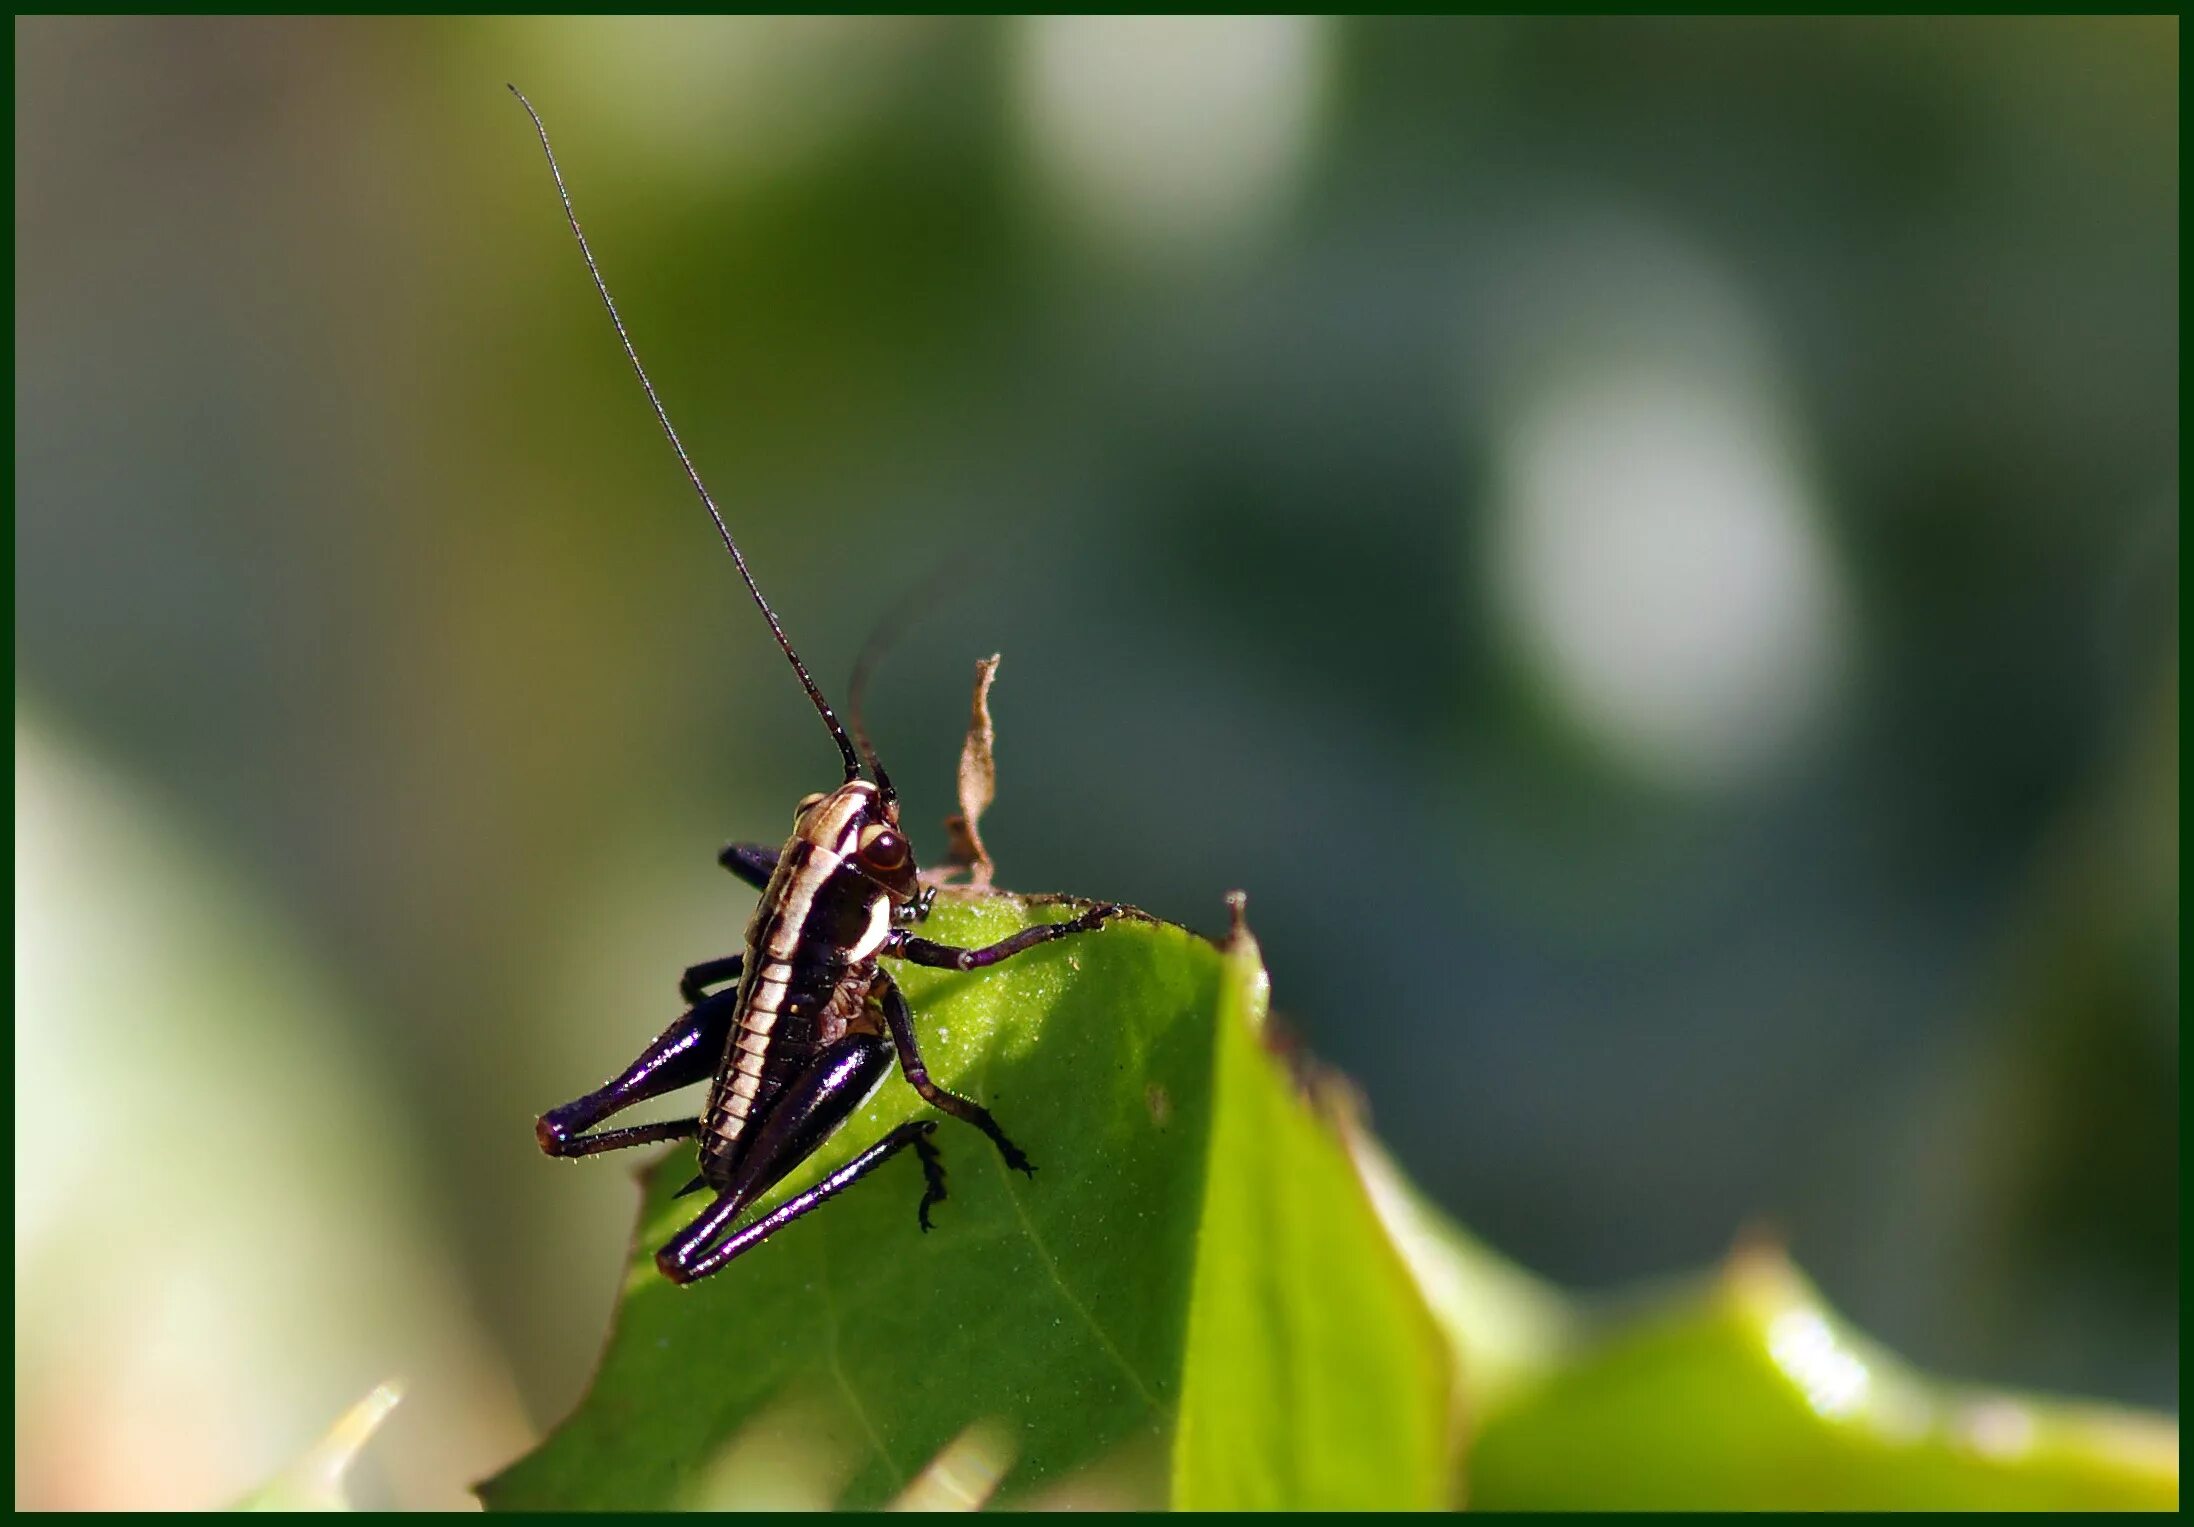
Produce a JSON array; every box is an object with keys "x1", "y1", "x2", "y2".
[
  {"x1": 717, "y1": 842, "x2": 778, "y2": 889},
  {"x1": 910, "y1": 1129, "x2": 948, "y2": 1230},
  {"x1": 656, "y1": 1033, "x2": 937, "y2": 1284},
  {"x1": 877, "y1": 972, "x2": 1035, "y2": 1176},
  {"x1": 536, "y1": 984, "x2": 740, "y2": 1158},
  {"x1": 658, "y1": 1122, "x2": 940, "y2": 1284}
]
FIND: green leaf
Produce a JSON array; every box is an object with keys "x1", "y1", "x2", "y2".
[
  {"x1": 1341, "y1": 1122, "x2": 1574, "y2": 1419},
  {"x1": 475, "y1": 886, "x2": 2174, "y2": 1510},
  {"x1": 1464, "y1": 1244, "x2": 2179, "y2": 1511},
  {"x1": 478, "y1": 893, "x2": 1458, "y2": 1510},
  {"x1": 1171, "y1": 919, "x2": 1457, "y2": 1508},
  {"x1": 235, "y1": 1381, "x2": 404, "y2": 1511}
]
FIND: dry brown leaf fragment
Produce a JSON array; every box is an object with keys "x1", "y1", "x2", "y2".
[{"x1": 931, "y1": 654, "x2": 1001, "y2": 888}]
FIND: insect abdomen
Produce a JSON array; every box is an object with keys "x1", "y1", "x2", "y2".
[
  {"x1": 699, "y1": 959, "x2": 819, "y2": 1176},
  {"x1": 696, "y1": 817, "x2": 894, "y2": 1190}
]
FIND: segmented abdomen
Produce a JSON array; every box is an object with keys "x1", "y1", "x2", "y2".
[
  {"x1": 699, "y1": 954, "x2": 826, "y2": 1182},
  {"x1": 696, "y1": 832, "x2": 890, "y2": 1190}
]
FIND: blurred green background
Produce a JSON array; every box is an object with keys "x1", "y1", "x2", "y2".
[{"x1": 14, "y1": 16, "x2": 2177, "y2": 1509}]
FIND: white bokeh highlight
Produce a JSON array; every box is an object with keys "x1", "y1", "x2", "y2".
[
  {"x1": 1767, "y1": 1307, "x2": 1873, "y2": 1420},
  {"x1": 1473, "y1": 213, "x2": 1851, "y2": 793},
  {"x1": 1492, "y1": 363, "x2": 1846, "y2": 789},
  {"x1": 1015, "y1": 15, "x2": 1329, "y2": 259}
]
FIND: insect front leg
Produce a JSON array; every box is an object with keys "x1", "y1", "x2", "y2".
[
  {"x1": 877, "y1": 971, "x2": 1035, "y2": 1176},
  {"x1": 885, "y1": 901, "x2": 1124, "y2": 972},
  {"x1": 536, "y1": 981, "x2": 741, "y2": 1158}
]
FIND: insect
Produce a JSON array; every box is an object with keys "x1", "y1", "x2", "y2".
[{"x1": 512, "y1": 89, "x2": 1123, "y2": 1285}]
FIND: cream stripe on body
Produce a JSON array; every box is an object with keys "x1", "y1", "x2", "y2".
[{"x1": 713, "y1": 783, "x2": 879, "y2": 1145}]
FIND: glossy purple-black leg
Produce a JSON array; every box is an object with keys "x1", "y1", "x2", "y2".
[
  {"x1": 717, "y1": 842, "x2": 778, "y2": 890},
  {"x1": 911, "y1": 1128, "x2": 948, "y2": 1230},
  {"x1": 656, "y1": 1032, "x2": 932, "y2": 1284},
  {"x1": 885, "y1": 902, "x2": 1123, "y2": 972},
  {"x1": 878, "y1": 972, "x2": 1034, "y2": 1176},
  {"x1": 659, "y1": 1119, "x2": 940, "y2": 1284},
  {"x1": 678, "y1": 954, "x2": 747, "y2": 1007},
  {"x1": 536, "y1": 984, "x2": 740, "y2": 1158}
]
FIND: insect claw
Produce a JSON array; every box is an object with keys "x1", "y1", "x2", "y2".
[
  {"x1": 913, "y1": 1121, "x2": 948, "y2": 1230},
  {"x1": 521, "y1": 102, "x2": 1089, "y2": 1286}
]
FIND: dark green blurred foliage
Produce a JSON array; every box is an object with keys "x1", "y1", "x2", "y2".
[{"x1": 14, "y1": 15, "x2": 2175, "y2": 1506}]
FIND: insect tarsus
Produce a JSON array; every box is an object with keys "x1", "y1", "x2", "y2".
[{"x1": 514, "y1": 87, "x2": 1122, "y2": 1284}]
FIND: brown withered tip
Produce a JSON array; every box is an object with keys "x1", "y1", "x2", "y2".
[
  {"x1": 925, "y1": 655, "x2": 1002, "y2": 889},
  {"x1": 1725, "y1": 1218, "x2": 1791, "y2": 1272}
]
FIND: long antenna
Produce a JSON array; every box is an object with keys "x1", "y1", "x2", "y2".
[{"x1": 509, "y1": 86, "x2": 864, "y2": 783}]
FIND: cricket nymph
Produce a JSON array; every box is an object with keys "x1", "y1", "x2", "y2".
[
  {"x1": 699, "y1": 781, "x2": 915, "y2": 1180},
  {"x1": 514, "y1": 87, "x2": 1122, "y2": 1285}
]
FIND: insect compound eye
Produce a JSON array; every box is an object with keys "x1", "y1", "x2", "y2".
[
  {"x1": 794, "y1": 791, "x2": 827, "y2": 825},
  {"x1": 856, "y1": 823, "x2": 909, "y2": 873}
]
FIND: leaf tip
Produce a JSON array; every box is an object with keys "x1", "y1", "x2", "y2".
[
  {"x1": 1222, "y1": 888, "x2": 1251, "y2": 946},
  {"x1": 237, "y1": 1377, "x2": 405, "y2": 1511},
  {"x1": 1218, "y1": 890, "x2": 1273, "y2": 1034}
]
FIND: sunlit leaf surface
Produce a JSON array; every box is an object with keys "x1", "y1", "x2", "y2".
[
  {"x1": 478, "y1": 893, "x2": 1458, "y2": 1509},
  {"x1": 477, "y1": 889, "x2": 2177, "y2": 1510},
  {"x1": 1465, "y1": 1246, "x2": 2179, "y2": 1510},
  {"x1": 1171, "y1": 924, "x2": 1456, "y2": 1507}
]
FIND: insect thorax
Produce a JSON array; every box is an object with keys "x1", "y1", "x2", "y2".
[{"x1": 700, "y1": 780, "x2": 914, "y2": 1175}]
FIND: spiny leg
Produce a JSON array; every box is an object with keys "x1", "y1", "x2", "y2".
[
  {"x1": 886, "y1": 902, "x2": 1123, "y2": 972},
  {"x1": 717, "y1": 841, "x2": 778, "y2": 890},
  {"x1": 536, "y1": 983, "x2": 740, "y2": 1158},
  {"x1": 678, "y1": 954, "x2": 746, "y2": 1007},
  {"x1": 911, "y1": 1126, "x2": 948, "y2": 1231},
  {"x1": 657, "y1": 1121, "x2": 939, "y2": 1285},
  {"x1": 544, "y1": 1116, "x2": 701, "y2": 1158},
  {"x1": 658, "y1": 1034, "x2": 940, "y2": 1282},
  {"x1": 680, "y1": 847, "x2": 775, "y2": 1002},
  {"x1": 878, "y1": 972, "x2": 1034, "y2": 1177}
]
